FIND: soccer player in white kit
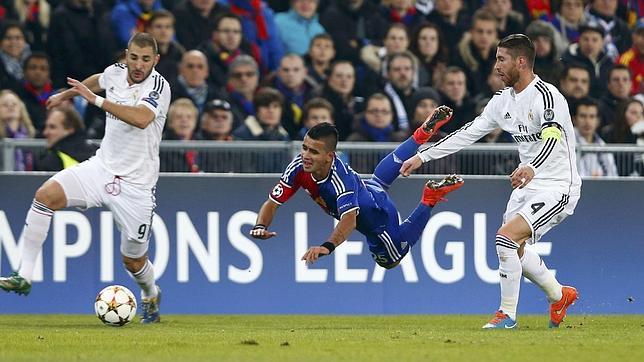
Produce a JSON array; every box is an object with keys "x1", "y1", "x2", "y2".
[
  {"x1": 400, "y1": 34, "x2": 581, "y2": 329},
  {"x1": 0, "y1": 33, "x2": 170, "y2": 324}
]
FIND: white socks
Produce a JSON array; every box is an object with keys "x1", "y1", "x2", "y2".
[
  {"x1": 18, "y1": 200, "x2": 53, "y2": 282},
  {"x1": 521, "y1": 247, "x2": 563, "y2": 303},
  {"x1": 129, "y1": 259, "x2": 157, "y2": 299},
  {"x1": 495, "y1": 234, "x2": 522, "y2": 320}
]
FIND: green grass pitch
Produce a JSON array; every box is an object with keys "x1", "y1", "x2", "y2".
[{"x1": 0, "y1": 315, "x2": 643, "y2": 361}]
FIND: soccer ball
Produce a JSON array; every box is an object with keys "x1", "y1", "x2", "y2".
[{"x1": 94, "y1": 285, "x2": 137, "y2": 327}]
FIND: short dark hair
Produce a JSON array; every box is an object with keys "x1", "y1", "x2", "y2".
[
  {"x1": 148, "y1": 9, "x2": 175, "y2": 27},
  {"x1": 607, "y1": 64, "x2": 632, "y2": 80},
  {"x1": 561, "y1": 63, "x2": 590, "y2": 80},
  {"x1": 573, "y1": 97, "x2": 599, "y2": 116},
  {"x1": 386, "y1": 51, "x2": 416, "y2": 73},
  {"x1": 253, "y1": 87, "x2": 284, "y2": 110},
  {"x1": 497, "y1": 34, "x2": 536, "y2": 67},
  {"x1": 0, "y1": 20, "x2": 24, "y2": 41},
  {"x1": 309, "y1": 33, "x2": 333, "y2": 49},
  {"x1": 53, "y1": 107, "x2": 84, "y2": 132},
  {"x1": 23, "y1": 51, "x2": 50, "y2": 69},
  {"x1": 303, "y1": 97, "x2": 334, "y2": 121},
  {"x1": 306, "y1": 122, "x2": 338, "y2": 152},
  {"x1": 128, "y1": 32, "x2": 158, "y2": 55},
  {"x1": 214, "y1": 12, "x2": 242, "y2": 31}
]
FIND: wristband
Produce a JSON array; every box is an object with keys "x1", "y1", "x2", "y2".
[
  {"x1": 320, "y1": 241, "x2": 335, "y2": 254},
  {"x1": 252, "y1": 224, "x2": 266, "y2": 230},
  {"x1": 94, "y1": 96, "x2": 105, "y2": 109}
]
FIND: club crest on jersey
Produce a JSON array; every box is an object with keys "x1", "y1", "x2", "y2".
[
  {"x1": 528, "y1": 110, "x2": 534, "y2": 121},
  {"x1": 148, "y1": 91, "x2": 160, "y2": 100},
  {"x1": 543, "y1": 108, "x2": 555, "y2": 121}
]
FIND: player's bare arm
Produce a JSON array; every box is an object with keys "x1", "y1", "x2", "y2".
[
  {"x1": 301, "y1": 209, "x2": 357, "y2": 264},
  {"x1": 66, "y1": 77, "x2": 155, "y2": 129},
  {"x1": 250, "y1": 199, "x2": 279, "y2": 239},
  {"x1": 46, "y1": 74, "x2": 102, "y2": 109}
]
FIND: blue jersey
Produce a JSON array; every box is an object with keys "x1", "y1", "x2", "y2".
[{"x1": 269, "y1": 154, "x2": 392, "y2": 235}]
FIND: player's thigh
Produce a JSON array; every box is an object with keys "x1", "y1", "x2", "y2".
[
  {"x1": 510, "y1": 190, "x2": 579, "y2": 244},
  {"x1": 366, "y1": 230, "x2": 409, "y2": 268},
  {"x1": 50, "y1": 158, "x2": 105, "y2": 209},
  {"x1": 108, "y1": 184, "x2": 156, "y2": 258}
]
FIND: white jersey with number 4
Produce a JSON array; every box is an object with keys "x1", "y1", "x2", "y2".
[
  {"x1": 419, "y1": 75, "x2": 581, "y2": 196},
  {"x1": 96, "y1": 63, "x2": 171, "y2": 189}
]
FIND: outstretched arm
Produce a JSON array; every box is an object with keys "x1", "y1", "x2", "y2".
[
  {"x1": 66, "y1": 77, "x2": 155, "y2": 129},
  {"x1": 249, "y1": 199, "x2": 280, "y2": 239},
  {"x1": 301, "y1": 210, "x2": 357, "y2": 264},
  {"x1": 46, "y1": 74, "x2": 102, "y2": 109}
]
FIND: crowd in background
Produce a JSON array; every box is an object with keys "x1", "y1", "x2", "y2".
[{"x1": 0, "y1": 0, "x2": 643, "y2": 175}]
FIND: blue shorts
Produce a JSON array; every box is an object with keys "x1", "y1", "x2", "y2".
[{"x1": 360, "y1": 180, "x2": 410, "y2": 267}]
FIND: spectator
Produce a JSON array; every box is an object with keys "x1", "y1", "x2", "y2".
[
  {"x1": 263, "y1": 53, "x2": 316, "y2": 138},
  {"x1": 560, "y1": 63, "x2": 591, "y2": 113},
  {"x1": 111, "y1": 0, "x2": 163, "y2": 47},
  {"x1": 347, "y1": 93, "x2": 407, "y2": 142},
  {"x1": 585, "y1": 0, "x2": 632, "y2": 59},
  {"x1": 602, "y1": 97, "x2": 644, "y2": 144},
  {"x1": 35, "y1": 107, "x2": 96, "y2": 171},
  {"x1": 174, "y1": 0, "x2": 229, "y2": 50},
  {"x1": 47, "y1": 0, "x2": 117, "y2": 89},
  {"x1": 0, "y1": 21, "x2": 30, "y2": 91},
  {"x1": 232, "y1": 87, "x2": 290, "y2": 141},
  {"x1": 410, "y1": 22, "x2": 448, "y2": 88},
  {"x1": 408, "y1": 86, "x2": 441, "y2": 138},
  {"x1": 616, "y1": 20, "x2": 644, "y2": 95},
  {"x1": 15, "y1": 0, "x2": 50, "y2": 51},
  {"x1": 0, "y1": 89, "x2": 35, "y2": 170},
  {"x1": 199, "y1": 98, "x2": 240, "y2": 172},
  {"x1": 15, "y1": 52, "x2": 52, "y2": 133},
  {"x1": 170, "y1": 50, "x2": 223, "y2": 114},
  {"x1": 161, "y1": 98, "x2": 201, "y2": 172},
  {"x1": 198, "y1": 98, "x2": 234, "y2": 141},
  {"x1": 513, "y1": 0, "x2": 553, "y2": 21},
  {"x1": 228, "y1": 0, "x2": 284, "y2": 73},
  {"x1": 484, "y1": 0, "x2": 524, "y2": 39},
  {"x1": 526, "y1": 20, "x2": 564, "y2": 86},
  {"x1": 380, "y1": 0, "x2": 424, "y2": 29},
  {"x1": 572, "y1": 97, "x2": 618, "y2": 177},
  {"x1": 226, "y1": 55, "x2": 260, "y2": 126},
  {"x1": 319, "y1": 0, "x2": 388, "y2": 64},
  {"x1": 199, "y1": 12, "x2": 255, "y2": 88},
  {"x1": 305, "y1": 33, "x2": 335, "y2": 87},
  {"x1": 543, "y1": 0, "x2": 586, "y2": 51},
  {"x1": 438, "y1": 66, "x2": 476, "y2": 133},
  {"x1": 275, "y1": 0, "x2": 325, "y2": 55},
  {"x1": 453, "y1": 9, "x2": 498, "y2": 98},
  {"x1": 361, "y1": 23, "x2": 410, "y2": 80},
  {"x1": 599, "y1": 64, "x2": 633, "y2": 126},
  {"x1": 383, "y1": 51, "x2": 419, "y2": 133},
  {"x1": 297, "y1": 96, "x2": 334, "y2": 139},
  {"x1": 426, "y1": 0, "x2": 470, "y2": 54},
  {"x1": 313, "y1": 61, "x2": 364, "y2": 141},
  {"x1": 146, "y1": 9, "x2": 185, "y2": 83},
  {"x1": 561, "y1": 23, "x2": 613, "y2": 98}
]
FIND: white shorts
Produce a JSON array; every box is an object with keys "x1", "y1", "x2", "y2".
[
  {"x1": 503, "y1": 188, "x2": 579, "y2": 244},
  {"x1": 51, "y1": 157, "x2": 156, "y2": 258}
]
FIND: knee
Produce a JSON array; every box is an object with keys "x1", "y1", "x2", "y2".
[
  {"x1": 122, "y1": 254, "x2": 147, "y2": 273},
  {"x1": 34, "y1": 181, "x2": 66, "y2": 210}
]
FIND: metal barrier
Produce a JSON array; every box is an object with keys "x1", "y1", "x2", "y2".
[{"x1": 1, "y1": 138, "x2": 643, "y2": 176}]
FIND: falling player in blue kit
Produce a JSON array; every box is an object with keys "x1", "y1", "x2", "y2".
[{"x1": 250, "y1": 106, "x2": 463, "y2": 268}]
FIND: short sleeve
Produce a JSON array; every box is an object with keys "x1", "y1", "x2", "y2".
[{"x1": 137, "y1": 74, "x2": 171, "y2": 116}]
